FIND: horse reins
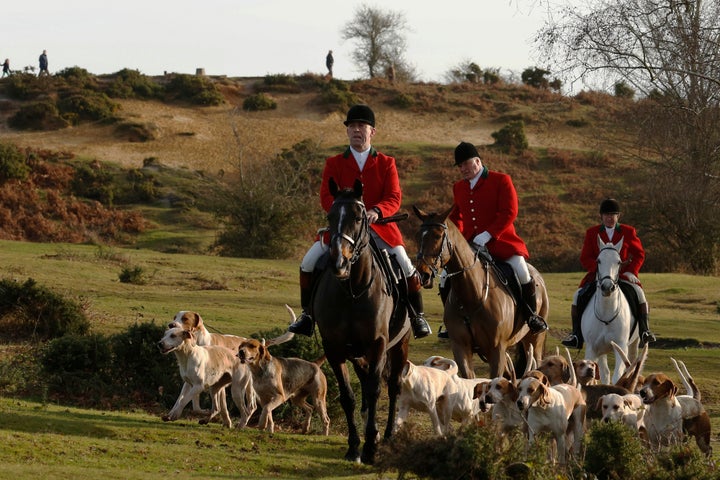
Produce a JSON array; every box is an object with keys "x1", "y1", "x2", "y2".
[{"x1": 593, "y1": 245, "x2": 623, "y2": 324}]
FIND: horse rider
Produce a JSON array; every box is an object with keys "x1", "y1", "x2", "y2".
[
  {"x1": 287, "y1": 104, "x2": 432, "y2": 339},
  {"x1": 437, "y1": 141, "x2": 548, "y2": 338},
  {"x1": 562, "y1": 198, "x2": 656, "y2": 349}
]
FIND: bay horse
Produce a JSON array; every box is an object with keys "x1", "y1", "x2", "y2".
[
  {"x1": 413, "y1": 206, "x2": 546, "y2": 379},
  {"x1": 313, "y1": 178, "x2": 410, "y2": 464},
  {"x1": 582, "y1": 237, "x2": 638, "y2": 384}
]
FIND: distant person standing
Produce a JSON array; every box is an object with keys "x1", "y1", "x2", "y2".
[
  {"x1": 38, "y1": 50, "x2": 49, "y2": 76},
  {"x1": 325, "y1": 50, "x2": 334, "y2": 78},
  {"x1": 2, "y1": 58, "x2": 9, "y2": 77}
]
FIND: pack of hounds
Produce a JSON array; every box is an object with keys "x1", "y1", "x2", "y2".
[{"x1": 157, "y1": 309, "x2": 711, "y2": 463}]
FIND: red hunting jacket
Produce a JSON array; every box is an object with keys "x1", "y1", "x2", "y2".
[
  {"x1": 319, "y1": 147, "x2": 405, "y2": 247},
  {"x1": 579, "y1": 224, "x2": 645, "y2": 287},
  {"x1": 449, "y1": 167, "x2": 529, "y2": 260}
]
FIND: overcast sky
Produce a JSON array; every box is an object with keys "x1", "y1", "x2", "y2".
[{"x1": 2, "y1": 1, "x2": 549, "y2": 81}]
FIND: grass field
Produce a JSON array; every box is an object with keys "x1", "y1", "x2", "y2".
[{"x1": 0, "y1": 239, "x2": 719, "y2": 478}]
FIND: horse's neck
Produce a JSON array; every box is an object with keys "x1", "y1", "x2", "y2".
[
  {"x1": 351, "y1": 247, "x2": 376, "y2": 286},
  {"x1": 446, "y1": 224, "x2": 485, "y2": 290}
]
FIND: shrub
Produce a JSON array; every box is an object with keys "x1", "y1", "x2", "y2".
[
  {"x1": 106, "y1": 69, "x2": 161, "y2": 99},
  {"x1": 318, "y1": 79, "x2": 358, "y2": 111},
  {"x1": 165, "y1": 74, "x2": 224, "y2": 106},
  {"x1": 4, "y1": 72, "x2": 44, "y2": 100},
  {"x1": 54, "y1": 66, "x2": 98, "y2": 90},
  {"x1": 56, "y1": 91, "x2": 119, "y2": 124},
  {"x1": 40, "y1": 334, "x2": 113, "y2": 403},
  {"x1": 110, "y1": 321, "x2": 180, "y2": 407},
  {"x1": 584, "y1": 421, "x2": 646, "y2": 479},
  {"x1": 388, "y1": 92, "x2": 414, "y2": 108},
  {"x1": 8, "y1": 100, "x2": 69, "y2": 130},
  {"x1": 0, "y1": 142, "x2": 30, "y2": 181},
  {"x1": 119, "y1": 265, "x2": 146, "y2": 284},
  {"x1": 491, "y1": 120, "x2": 529, "y2": 153},
  {"x1": 70, "y1": 163, "x2": 115, "y2": 205},
  {"x1": 521, "y1": 67, "x2": 551, "y2": 89},
  {"x1": 242, "y1": 93, "x2": 277, "y2": 111},
  {"x1": 0, "y1": 278, "x2": 90, "y2": 341},
  {"x1": 614, "y1": 80, "x2": 636, "y2": 99}
]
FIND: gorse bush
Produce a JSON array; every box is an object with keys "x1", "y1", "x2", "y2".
[
  {"x1": 0, "y1": 278, "x2": 90, "y2": 341},
  {"x1": 0, "y1": 142, "x2": 30, "y2": 181},
  {"x1": 491, "y1": 120, "x2": 528, "y2": 153},
  {"x1": 106, "y1": 68, "x2": 162, "y2": 99},
  {"x1": 165, "y1": 74, "x2": 224, "y2": 106},
  {"x1": 584, "y1": 421, "x2": 646, "y2": 479},
  {"x1": 242, "y1": 93, "x2": 277, "y2": 111},
  {"x1": 57, "y1": 91, "x2": 119, "y2": 125},
  {"x1": 8, "y1": 100, "x2": 69, "y2": 130}
]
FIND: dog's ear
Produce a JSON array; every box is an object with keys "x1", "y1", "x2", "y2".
[
  {"x1": 593, "y1": 362, "x2": 600, "y2": 380},
  {"x1": 509, "y1": 382, "x2": 519, "y2": 402},
  {"x1": 540, "y1": 372, "x2": 550, "y2": 387},
  {"x1": 473, "y1": 382, "x2": 487, "y2": 399},
  {"x1": 595, "y1": 396, "x2": 605, "y2": 411},
  {"x1": 539, "y1": 383, "x2": 551, "y2": 406},
  {"x1": 191, "y1": 312, "x2": 203, "y2": 330},
  {"x1": 562, "y1": 363, "x2": 571, "y2": 383},
  {"x1": 182, "y1": 330, "x2": 192, "y2": 340}
]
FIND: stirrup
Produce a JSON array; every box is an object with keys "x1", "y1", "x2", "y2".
[
  {"x1": 527, "y1": 315, "x2": 548, "y2": 333},
  {"x1": 288, "y1": 312, "x2": 314, "y2": 337},
  {"x1": 561, "y1": 334, "x2": 582, "y2": 349},
  {"x1": 437, "y1": 325, "x2": 449, "y2": 339},
  {"x1": 639, "y1": 330, "x2": 656, "y2": 348},
  {"x1": 411, "y1": 315, "x2": 431, "y2": 339}
]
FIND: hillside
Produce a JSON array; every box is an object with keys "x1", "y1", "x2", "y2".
[{"x1": 0, "y1": 74, "x2": 636, "y2": 270}]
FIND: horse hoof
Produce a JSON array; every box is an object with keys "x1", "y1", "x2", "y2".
[{"x1": 344, "y1": 452, "x2": 361, "y2": 463}]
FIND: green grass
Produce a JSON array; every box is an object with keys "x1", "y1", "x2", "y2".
[{"x1": 1, "y1": 238, "x2": 719, "y2": 477}]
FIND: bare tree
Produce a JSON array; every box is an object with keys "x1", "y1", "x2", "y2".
[
  {"x1": 341, "y1": 5, "x2": 410, "y2": 79},
  {"x1": 537, "y1": 0, "x2": 720, "y2": 273}
]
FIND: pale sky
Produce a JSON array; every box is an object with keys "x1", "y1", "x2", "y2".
[{"x1": 1, "y1": 1, "x2": 548, "y2": 82}]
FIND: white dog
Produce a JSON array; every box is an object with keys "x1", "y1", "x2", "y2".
[
  {"x1": 395, "y1": 358, "x2": 455, "y2": 436},
  {"x1": 597, "y1": 392, "x2": 645, "y2": 430},
  {"x1": 423, "y1": 356, "x2": 489, "y2": 431},
  {"x1": 158, "y1": 327, "x2": 250, "y2": 428},
  {"x1": 516, "y1": 367, "x2": 586, "y2": 464},
  {"x1": 474, "y1": 352, "x2": 524, "y2": 435}
]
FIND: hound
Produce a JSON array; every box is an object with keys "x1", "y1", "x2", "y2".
[
  {"x1": 516, "y1": 363, "x2": 586, "y2": 464},
  {"x1": 237, "y1": 338, "x2": 330, "y2": 435},
  {"x1": 597, "y1": 392, "x2": 645, "y2": 430},
  {"x1": 395, "y1": 358, "x2": 456, "y2": 436}
]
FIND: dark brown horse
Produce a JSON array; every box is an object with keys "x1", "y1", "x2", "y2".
[
  {"x1": 413, "y1": 206, "x2": 546, "y2": 379},
  {"x1": 313, "y1": 179, "x2": 410, "y2": 464}
]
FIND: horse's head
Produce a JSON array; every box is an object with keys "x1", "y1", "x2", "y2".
[
  {"x1": 412, "y1": 205, "x2": 454, "y2": 288},
  {"x1": 327, "y1": 178, "x2": 368, "y2": 279},
  {"x1": 596, "y1": 236, "x2": 625, "y2": 296}
]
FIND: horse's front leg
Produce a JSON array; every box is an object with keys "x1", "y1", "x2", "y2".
[
  {"x1": 330, "y1": 360, "x2": 361, "y2": 463},
  {"x1": 487, "y1": 344, "x2": 507, "y2": 379},
  {"x1": 359, "y1": 346, "x2": 385, "y2": 464}
]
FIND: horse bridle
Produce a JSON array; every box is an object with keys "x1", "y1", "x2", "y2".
[
  {"x1": 595, "y1": 245, "x2": 622, "y2": 292},
  {"x1": 330, "y1": 198, "x2": 369, "y2": 266},
  {"x1": 416, "y1": 221, "x2": 480, "y2": 280}
]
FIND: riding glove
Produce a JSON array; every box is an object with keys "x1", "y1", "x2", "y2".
[
  {"x1": 622, "y1": 272, "x2": 640, "y2": 284},
  {"x1": 472, "y1": 231, "x2": 492, "y2": 247}
]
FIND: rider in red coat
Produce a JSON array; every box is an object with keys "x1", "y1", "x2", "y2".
[
  {"x1": 438, "y1": 141, "x2": 547, "y2": 338},
  {"x1": 561, "y1": 198, "x2": 656, "y2": 349},
  {"x1": 288, "y1": 104, "x2": 431, "y2": 339}
]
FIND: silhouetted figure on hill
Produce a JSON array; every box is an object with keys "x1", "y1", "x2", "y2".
[
  {"x1": 2, "y1": 59, "x2": 9, "y2": 77},
  {"x1": 38, "y1": 50, "x2": 49, "y2": 76},
  {"x1": 326, "y1": 50, "x2": 334, "y2": 78}
]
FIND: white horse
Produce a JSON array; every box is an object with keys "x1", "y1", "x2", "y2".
[{"x1": 581, "y1": 236, "x2": 639, "y2": 384}]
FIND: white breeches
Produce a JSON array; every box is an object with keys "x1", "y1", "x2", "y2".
[
  {"x1": 300, "y1": 230, "x2": 415, "y2": 277},
  {"x1": 439, "y1": 253, "x2": 530, "y2": 286},
  {"x1": 572, "y1": 280, "x2": 647, "y2": 306}
]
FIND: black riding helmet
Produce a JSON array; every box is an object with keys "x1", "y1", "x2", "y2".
[
  {"x1": 599, "y1": 198, "x2": 620, "y2": 214},
  {"x1": 343, "y1": 104, "x2": 375, "y2": 127}
]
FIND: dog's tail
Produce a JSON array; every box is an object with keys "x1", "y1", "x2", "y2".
[
  {"x1": 671, "y1": 357, "x2": 700, "y2": 401},
  {"x1": 313, "y1": 355, "x2": 327, "y2": 367}
]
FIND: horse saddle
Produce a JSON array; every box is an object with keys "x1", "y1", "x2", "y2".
[
  {"x1": 476, "y1": 247, "x2": 522, "y2": 305},
  {"x1": 577, "y1": 281, "x2": 641, "y2": 336}
]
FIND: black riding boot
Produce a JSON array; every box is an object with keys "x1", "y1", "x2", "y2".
[
  {"x1": 288, "y1": 269, "x2": 314, "y2": 336},
  {"x1": 561, "y1": 304, "x2": 583, "y2": 349},
  {"x1": 521, "y1": 279, "x2": 548, "y2": 333},
  {"x1": 407, "y1": 272, "x2": 432, "y2": 339},
  {"x1": 637, "y1": 303, "x2": 656, "y2": 348}
]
